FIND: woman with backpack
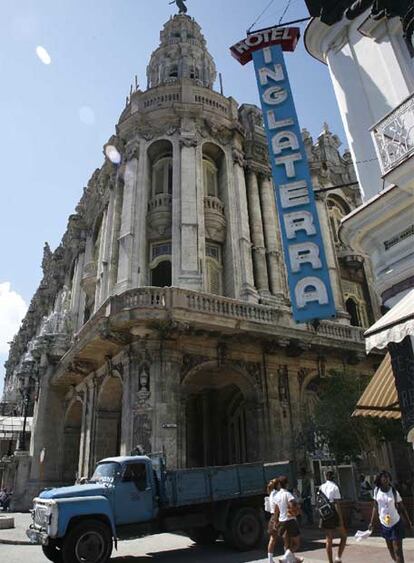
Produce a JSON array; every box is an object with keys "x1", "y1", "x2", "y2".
[
  {"x1": 369, "y1": 470, "x2": 413, "y2": 563},
  {"x1": 317, "y1": 471, "x2": 347, "y2": 563}
]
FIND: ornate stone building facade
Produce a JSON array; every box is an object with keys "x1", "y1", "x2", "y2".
[{"x1": 3, "y1": 13, "x2": 382, "y2": 508}]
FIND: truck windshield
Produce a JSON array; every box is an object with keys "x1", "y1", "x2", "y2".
[{"x1": 90, "y1": 462, "x2": 120, "y2": 484}]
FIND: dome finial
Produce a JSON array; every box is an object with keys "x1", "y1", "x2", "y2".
[{"x1": 169, "y1": 0, "x2": 188, "y2": 15}]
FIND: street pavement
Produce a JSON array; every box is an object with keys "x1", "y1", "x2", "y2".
[{"x1": 1, "y1": 513, "x2": 413, "y2": 562}]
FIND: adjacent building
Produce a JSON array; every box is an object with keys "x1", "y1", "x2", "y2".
[
  {"x1": 305, "y1": 1, "x2": 414, "y2": 448},
  {"x1": 2, "y1": 10, "x2": 385, "y2": 508}
]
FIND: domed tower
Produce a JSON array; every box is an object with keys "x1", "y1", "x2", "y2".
[
  {"x1": 147, "y1": 15, "x2": 217, "y2": 89},
  {"x1": 114, "y1": 11, "x2": 278, "y2": 303}
]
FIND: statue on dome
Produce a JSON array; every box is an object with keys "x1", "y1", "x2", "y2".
[{"x1": 169, "y1": 0, "x2": 188, "y2": 15}]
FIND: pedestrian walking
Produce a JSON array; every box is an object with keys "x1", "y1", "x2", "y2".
[
  {"x1": 358, "y1": 473, "x2": 372, "y2": 500},
  {"x1": 369, "y1": 470, "x2": 413, "y2": 563},
  {"x1": 316, "y1": 470, "x2": 347, "y2": 563},
  {"x1": 300, "y1": 468, "x2": 314, "y2": 525},
  {"x1": 267, "y1": 477, "x2": 281, "y2": 563},
  {"x1": 274, "y1": 475, "x2": 304, "y2": 563}
]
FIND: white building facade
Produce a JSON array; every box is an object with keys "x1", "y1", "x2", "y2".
[{"x1": 304, "y1": 1, "x2": 414, "y2": 446}]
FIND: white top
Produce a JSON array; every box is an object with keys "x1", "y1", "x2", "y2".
[
  {"x1": 269, "y1": 490, "x2": 278, "y2": 515},
  {"x1": 319, "y1": 480, "x2": 341, "y2": 502},
  {"x1": 274, "y1": 489, "x2": 295, "y2": 522},
  {"x1": 374, "y1": 487, "x2": 402, "y2": 528}
]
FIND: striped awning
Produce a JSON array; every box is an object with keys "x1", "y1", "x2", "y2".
[{"x1": 353, "y1": 353, "x2": 401, "y2": 420}]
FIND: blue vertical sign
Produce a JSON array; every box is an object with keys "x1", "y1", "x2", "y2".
[{"x1": 252, "y1": 45, "x2": 336, "y2": 322}]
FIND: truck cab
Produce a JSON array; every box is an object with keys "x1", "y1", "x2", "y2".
[{"x1": 27, "y1": 455, "x2": 159, "y2": 563}]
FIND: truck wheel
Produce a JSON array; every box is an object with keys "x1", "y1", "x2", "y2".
[
  {"x1": 187, "y1": 525, "x2": 219, "y2": 545},
  {"x1": 224, "y1": 507, "x2": 262, "y2": 551},
  {"x1": 61, "y1": 519, "x2": 113, "y2": 563},
  {"x1": 42, "y1": 541, "x2": 62, "y2": 562}
]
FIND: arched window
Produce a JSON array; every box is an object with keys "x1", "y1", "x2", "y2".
[
  {"x1": 190, "y1": 67, "x2": 200, "y2": 80},
  {"x1": 203, "y1": 158, "x2": 219, "y2": 197},
  {"x1": 327, "y1": 196, "x2": 350, "y2": 244},
  {"x1": 150, "y1": 241, "x2": 172, "y2": 287},
  {"x1": 152, "y1": 156, "x2": 173, "y2": 196},
  {"x1": 151, "y1": 260, "x2": 172, "y2": 287},
  {"x1": 206, "y1": 242, "x2": 223, "y2": 295},
  {"x1": 346, "y1": 297, "x2": 360, "y2": 327},
  {"x1": 169, "y1": 65, "x2": 178, "y2": 79}
]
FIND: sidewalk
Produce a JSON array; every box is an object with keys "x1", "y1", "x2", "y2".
[
  {"x1": 0, "y1": 513, "x2": 413, "y2": 562},
  {"x1": 0, "y1": 513, "x2": 32, "y2": 545}
]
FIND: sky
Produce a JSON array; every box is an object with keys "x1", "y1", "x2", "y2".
[{"x1": 0, "y1": 0, "x2": 347, "y2": 394}]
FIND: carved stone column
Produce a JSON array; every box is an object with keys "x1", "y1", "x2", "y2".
[
  {"x1": 116, "y1": 154, "x2": 139, "y2": 292},
  {"x1": 246, "y1": 168, "x2": 270, "y2": 295},
  {"x1": 177, "y1": 135, "x2": 203, "y2": 290},
  {"x1": 316, "y1": 193, "x2": 346, "y2": 317},
  {"x1": 259, "y1": 175, "x2": 286, "y2": 299},
  {"x1": 232, "y1": 148, "x2": 257, "y2": 302}
]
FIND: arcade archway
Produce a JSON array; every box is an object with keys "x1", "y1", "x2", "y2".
[
  {"x1": 94, "y1": 376, "x2": 123, "y2": 464},
  {"x1": 182, "y1": 365, "x2": 261, "y2": 468}
]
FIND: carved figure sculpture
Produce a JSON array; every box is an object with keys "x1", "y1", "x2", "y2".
[{"x1": 169, "y1": 0, "x2": 188, "y2": 15}]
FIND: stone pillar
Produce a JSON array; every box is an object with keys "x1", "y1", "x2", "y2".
[
  {"x1": 84, "y1": 378, "x2": 97, "y2": 476},
  {"x1": 116, "y1": 156, "x2": 139, "y2": 292},
  {"x1": 259, "y1": 175, "x2": 286, "y2": 299},
  {"x1": 246, "y1": 169, "x2": 270, "y2": 295},
  {"x1": 177, "y1": 136, "x2": 202, "y2": 290},
  {"x1": 316, "y1": 194, "x2": 346, "y2": 317},
  {"x1": 131, "y1": 141, "x2": 149, "y2": 288},
  {"x1": 95, "y1": 206, "x2": 108, "y2": 307},
  {"x1": 70, "y1": 252, "x2": 86, "y2": 331},
  {"x1": 232, "y1": 149, "x2": 257, "y2": 302},
  {"x1": 27, "y1": 365, "x2": 66, "y2": 501}
]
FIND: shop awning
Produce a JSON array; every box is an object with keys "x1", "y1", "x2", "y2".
[
  {"x1": 0, "y1": 417, "x2": 33, "y2": 439},
  {"x1": 365, "y1": 289, "x2": 414, "y2": 353},
  {"x1": 353, "y1": 353, "x2": 401, "y2": 420}
]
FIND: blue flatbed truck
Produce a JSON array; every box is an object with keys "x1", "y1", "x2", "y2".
[{"x1": 27, "y1": 454, "x2": 293, "y2": 563}]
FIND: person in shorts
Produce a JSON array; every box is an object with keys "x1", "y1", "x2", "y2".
[
  {"x1": 318, "y1": 471, "x2": 347, "y2": 563},
  {"x1": 369, "y1": 470, "x2": 413, "y2": 563},
  {"x1": 274, "y1": 475, "x2": 304, "y2": 563},
  {"x1": 267, "y1": 477, "x2": 281, "y2": 563}
]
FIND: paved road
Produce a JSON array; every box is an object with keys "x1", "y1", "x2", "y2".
[{"x1": 1, "y1": 532, "x2": 414, "y2": 563}]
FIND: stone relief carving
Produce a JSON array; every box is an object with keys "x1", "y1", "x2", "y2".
[
  {"x1": 125, "y1": 139, "x2": 140, "y2": 161},
  {"x1": 135, "y1": 364, "x2": 151, "y2": 408},
  {"x1": 133, "y1": 413, "x2": 152, "y2": 455}
]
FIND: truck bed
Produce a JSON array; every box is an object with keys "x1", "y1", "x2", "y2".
[{"x1": 163, "y1": 460, "x2": 292, "y2": 508}]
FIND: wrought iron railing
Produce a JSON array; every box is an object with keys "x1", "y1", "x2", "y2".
[{"x1": 371, "y1": 92, "x2": 414, "y2": 175}]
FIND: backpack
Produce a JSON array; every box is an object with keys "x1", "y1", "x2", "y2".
[{"x1": 315, "y1": 488, "x2": 336, "y2": 520}]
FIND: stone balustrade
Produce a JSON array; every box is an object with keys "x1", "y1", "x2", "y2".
[
  {"x1": 110, "y1": 287, "x2": 365, "y2": 343},
  {"x1": 148, "y1": 193, "x2": 172, "y2": 211},
  {"x1": 204, "y1": 195, "x2": 224, "y2": 214},
  {"x1": 193, "y1": 88, "x2": 230, "y2": 116}
]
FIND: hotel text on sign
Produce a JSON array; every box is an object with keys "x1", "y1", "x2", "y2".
[{"x1": 231, "y1": 28, "x2": 336, "y2": 323}]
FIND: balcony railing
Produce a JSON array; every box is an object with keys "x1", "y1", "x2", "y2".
[
  {"x1": 109, "y1": 287, "x2": 365, "y2": 344},
  {"x1": 371, "y1": 92, "x2": 414, "y2": 175}
]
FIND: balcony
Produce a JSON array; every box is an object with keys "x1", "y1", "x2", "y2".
[
  {"x1": 147, "y1": 194, "x2": 172, "y2": 240},
  {"x1": 371, "y1": 93, "x2": 414, "y2": 184},
  {"x1": 204, "y1": 196, "x2": 226, "y2": 243}
]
